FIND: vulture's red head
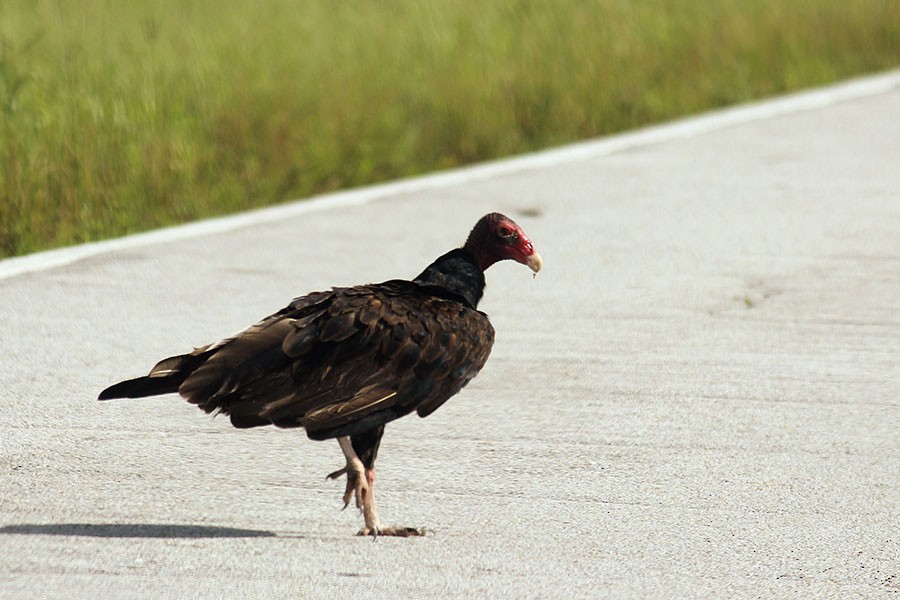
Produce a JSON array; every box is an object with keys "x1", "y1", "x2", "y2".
[{"x1": 464, "y1": 213, "x2": 543, "y2": 274}]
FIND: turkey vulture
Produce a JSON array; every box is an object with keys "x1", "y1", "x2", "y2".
[{"x1": 99, "y1": 212, "x2": 542, "y2": 536}]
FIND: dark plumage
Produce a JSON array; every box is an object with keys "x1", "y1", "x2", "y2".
[{"x1": 99, "y1": 212, "x2": 542, "y2": 536}]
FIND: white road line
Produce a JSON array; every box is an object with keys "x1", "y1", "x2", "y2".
[{"x1": 2, "y1": 69, "x2": 898, "y2": 281}]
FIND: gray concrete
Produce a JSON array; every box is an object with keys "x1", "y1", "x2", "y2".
[{"x1": 1, "y1": 72, "x2": 899, "y2": 599}]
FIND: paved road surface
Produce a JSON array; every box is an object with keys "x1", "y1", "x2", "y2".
[{"x1": 2, "y1": 72, "x2": 898, "y2": 599}]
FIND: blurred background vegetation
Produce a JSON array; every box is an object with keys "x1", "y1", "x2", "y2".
[{"x1": 1, "y1": 0, "x2": 898, "y2": 257}]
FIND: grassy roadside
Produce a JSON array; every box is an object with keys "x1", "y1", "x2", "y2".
[{"x1": 1, "y1": 0, "x2": 898, "y2": 257}]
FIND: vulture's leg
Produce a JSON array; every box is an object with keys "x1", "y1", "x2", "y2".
[
  {"x1": 328, "y1": 436, "x2": 382, "y2": 534},
  {"x1": 327, "y1": 431, "x2": 425, "y2": 538}
]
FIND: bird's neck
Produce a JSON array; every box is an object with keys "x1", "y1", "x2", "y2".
[{"x1": 413, "y1": 248, "x2": 486, "y2": 308}]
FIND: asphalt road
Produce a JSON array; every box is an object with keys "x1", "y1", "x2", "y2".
[{"x1": 2, "y1": 72, "x2": 898, "y2": 599}]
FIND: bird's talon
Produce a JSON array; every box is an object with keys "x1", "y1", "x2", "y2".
[
  {"x1": 326, "y1": 467, "x2": 347, "y2": 480},
  {"x1": 341, "y1": 485, "x2": 354, "y2": 509}
]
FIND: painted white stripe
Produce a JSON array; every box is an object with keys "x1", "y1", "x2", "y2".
[{"x1": 2, "y1": 69, "x2": 898, "y2": 280}]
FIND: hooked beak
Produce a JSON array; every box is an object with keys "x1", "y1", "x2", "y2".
[{"x1": 526, "y1": 251, "x2": 543, "y2": 274}]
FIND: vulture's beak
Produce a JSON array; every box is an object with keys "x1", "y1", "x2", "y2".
[{"x1": 526, "y1": 251, "x2": 543, "y2": 274}]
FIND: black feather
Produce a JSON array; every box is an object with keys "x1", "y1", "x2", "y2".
[{"x1": 98, "y1": 374, "x2": 183, "y2": 400}]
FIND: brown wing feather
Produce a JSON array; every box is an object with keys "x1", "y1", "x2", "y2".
[
  {"x1": 175, "y1": 291, "x2": 332, "y2": 412},
  {"x1": 173, "y1": 281, "x2": 494, "y2": 439}
]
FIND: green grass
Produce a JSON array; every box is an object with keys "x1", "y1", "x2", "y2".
[{"x1": 1, "y1": 0, "x2": 898, "y2": 257}]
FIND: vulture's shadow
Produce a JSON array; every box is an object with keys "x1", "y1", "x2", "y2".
[{"x1": 0, "y1": 523, "x2": 281, "y2": 539}]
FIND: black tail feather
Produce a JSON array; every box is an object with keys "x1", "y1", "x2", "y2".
[
  {"x1": 98, "y1": 348, "x2": 216, "y2": 401},
  {"x1": 98, "y1": 374, "x2": 185, "y2": 400}
]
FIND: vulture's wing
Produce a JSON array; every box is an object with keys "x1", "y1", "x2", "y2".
[{"x1": 174, "y1": 280, "x2": 494, "y2": 439}]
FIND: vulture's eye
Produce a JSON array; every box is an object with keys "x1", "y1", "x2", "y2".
[{"x1": 498, "y1": 226, "x2": 514, "y2": 238}]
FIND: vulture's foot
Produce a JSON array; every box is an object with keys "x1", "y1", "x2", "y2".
[
  {"x1": 330, "y1": 437, "x2": 426, "y2": 537},
  {"x1": 326, "y1": 463, "x2": 367, "y2": 511},
  {"x1": 333, "y1": 437, "x2": 382, "y2": 533}
]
